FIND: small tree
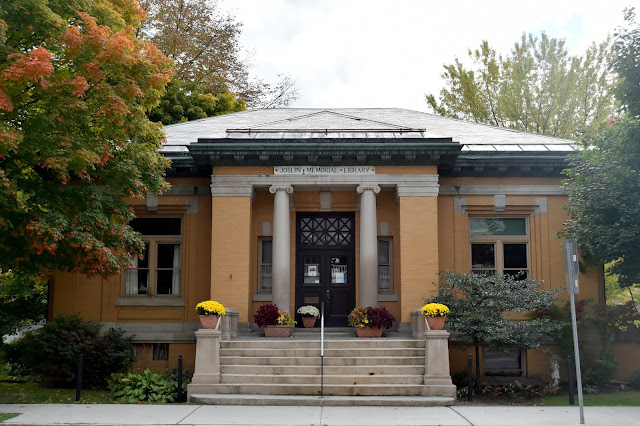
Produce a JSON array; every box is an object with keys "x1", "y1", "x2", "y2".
[{"x1": 427, "y1": 271, "x2": 563, "y2": 377}]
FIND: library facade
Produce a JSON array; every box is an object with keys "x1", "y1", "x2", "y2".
[{"x1": 49, "y1": 108, "x2": 604, "y2": 380}]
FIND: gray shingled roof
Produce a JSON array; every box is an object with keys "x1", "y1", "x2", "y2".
[{"x1": 162, "y1": 108, "x2": 575, "y2": 154}]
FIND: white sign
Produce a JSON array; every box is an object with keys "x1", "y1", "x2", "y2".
[{"x1": 274, "y1": 166, "x2": 375, "y2": 175}]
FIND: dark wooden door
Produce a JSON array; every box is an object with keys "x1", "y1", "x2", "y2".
[{"x1": 295, "y1": 213, "x2": 355, "y2": 327}]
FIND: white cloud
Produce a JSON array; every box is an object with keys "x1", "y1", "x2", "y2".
[{"x1": 223, "y1": 0, "x2": 630, "y2": 112}]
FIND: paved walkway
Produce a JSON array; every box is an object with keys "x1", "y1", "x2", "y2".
[{"x1": 1, "y1": 404, "x2": 639, "y2": 425}]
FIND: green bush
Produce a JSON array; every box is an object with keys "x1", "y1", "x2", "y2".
[
  {"x1": 2, "y1": 315, "x2": 134, "y2": 388},
  {"x1": 109, "y1": 369, "x2": 176, "y2": 403},
  {"x1": 629, "y1": 370, "x2": 640, "y2": 389},
  {"x1": 584, "y1": 350, "x2": 618, "y2": 386}
]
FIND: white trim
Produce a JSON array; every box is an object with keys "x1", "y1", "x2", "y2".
[{"x1": 440, "y1": 185, "x2": 563, "y2": 195}]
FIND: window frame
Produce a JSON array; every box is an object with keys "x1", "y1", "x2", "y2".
[
  {"x1": 469, "y1": 216, "x2": 530, "y2": 277},
  {"x1": 258, "y1": 236, "x2": 273, "y2": 293},
  {"x1": 122, "y1": 218, "x2": 182, "y2": 298},
  {"x1": 378, "y1": 236, "x2": 393, "y2": 294}
]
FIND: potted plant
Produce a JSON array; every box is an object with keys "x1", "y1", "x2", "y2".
[
  {"x1": 347, "y1": 306, "x2": 395, "y2": 337},
  {"x1": 421, "y1": 302, "x2": 449, "y2": 330},
  {"x1": 296, "y1": 305, "x2": 320, "y2": 328},
  {"x1": 254, "y1": 304, "x2": 295, "y2": 337},
  {"x1": 195, "y1": 300, "x2": 226, "y2": 329}
]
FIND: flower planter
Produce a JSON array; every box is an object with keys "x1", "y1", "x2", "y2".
[
  {"x1": 198, "y1": 315, "x2": 219, "y2": 329},
  {"x1": 301, "y1": 317, "x2": 317, "y2": 328},
  {"x1": 355, "y1": 326, "x2": 383, "y2": 338},
  {"x1": 425, "y1": 316, "x2": 446, "y2": 330},
  {"x1": 264, "y1": 325, "x2": 292, "y2": 337}
]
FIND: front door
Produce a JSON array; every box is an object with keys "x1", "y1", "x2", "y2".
[{"x1": 295, "y1": 213, "x2": 355, "y2": 327}]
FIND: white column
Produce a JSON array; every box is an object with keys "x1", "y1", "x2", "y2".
[
  {"x1": 357, "y1": 184, "x2": 380, "y2": 307},
  {"x1": 269, "y1": 185, "x2": 294, "y2": 312}
]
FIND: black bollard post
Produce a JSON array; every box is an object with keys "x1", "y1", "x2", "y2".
[
  {"x1": 177, "y1": 355, "x2": 183, "y2": 403},
  {"x1": 75, "y1": 354, "x2": 83, "y2": 402},
  {"x1": 568, "y1": 356, "x2": 575, "y2": 405},
  {"x1": 467, "y1": 354, "x2": 473, "y2": 402}
]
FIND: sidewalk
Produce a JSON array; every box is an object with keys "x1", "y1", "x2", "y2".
[{"x1": 1, "y1": 404, "x2": 639, "y2": 425}]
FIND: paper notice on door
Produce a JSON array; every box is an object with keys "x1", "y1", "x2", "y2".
[{"x1": 335, "y1": 272, "x2": 345, "y2": 283}]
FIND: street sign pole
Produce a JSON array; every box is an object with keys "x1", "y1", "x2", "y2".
[{"x1": 563, "y1": 239, "x2": 585, "y2": 425}]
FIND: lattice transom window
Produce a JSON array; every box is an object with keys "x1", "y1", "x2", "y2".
[{"x1": 299, "y1": 216, "x2": 353, "y2": 247}]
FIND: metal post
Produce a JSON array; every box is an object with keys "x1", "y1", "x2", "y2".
[
  {"x1": 320, "y1": 302, "x2": 325, "y2": 397},
  {"x1": 467, "y1": 354, "x2": 473, "y2": 402},
  {"x1": 568, "y1": 356, "x2": 575, "y2": 406},
  {"x1": 177, "y1": 355, "x2": 183, "y2": 403},
  {"x1": 570, "y1": 292, "x2": 585, "y2": 424},
  {"x1": 75, "y1": 354, "x2": 83, "y2": 402}
]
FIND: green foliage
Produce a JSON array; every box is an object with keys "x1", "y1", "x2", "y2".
[
  {"x1": 109, "y1": 369, "x2": 176, "y2": 403},
  {"x1": 148, "y1": 80, "x2": 246, "y2": 125},
  {"x1": 0, "y1": 0, "x2": 172, "y2": 284},
  {"x1": 562, "y1": 9, "x2": 640, "y2": 296},
  {"x1": 427, "y1": 32, "x2": 616, "y2": 139},
  {"x1": 0, "y1": 270, "x2": 47, "y2": 337},
  {"x1": 429, "y1": 272, "x2": 563, "y2": 349},
  {"x1": 584, "y1": 350, "x2": 618, "y2": 386},
  {"x1": 2, "y1": 315, "x2": 135, "y2": 389},
  {"x1": 613, "y1": 8, "x2": 640, "y2": 117}
]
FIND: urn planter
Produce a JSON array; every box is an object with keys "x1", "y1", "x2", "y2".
[
  {"x1": 355, "y1": 326, "x2": 383, "y2": 338},
  {"x1": 198, "y1": 315, "x2": 219, "y2": 329},
  {"x1": 426, "y1": 316, "x2": 447, "y2": 330},
  {"x1": 264, "y1": 325, "x2": 292, "y2": 337},
  {"x1": 301, "y1": 317, "x2": 317, "y2": 328}
]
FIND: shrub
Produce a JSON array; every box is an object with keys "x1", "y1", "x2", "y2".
[
  {"x1": 254, "y1": 304, "x2": 280, "y2": 327},
  {"x1": 2, "y1": 314, "x2": 134, "y2": 388},
  {"x1": 584, "y1": 350, "x2": 618, "y2": 386},
  {"x1": 109, "y1": 369, "x2": 176, "y2": 403}
]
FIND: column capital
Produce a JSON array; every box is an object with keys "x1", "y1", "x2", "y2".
[
  {"x1": 356, "y1": 184, "x2": 381, "y2": 194},
  {"x1": 269, "y1": 185, "x2": 294, "y2": 195}
]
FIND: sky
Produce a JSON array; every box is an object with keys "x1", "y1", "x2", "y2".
[{"x1": 222, "y1": 0, "x2": 632, "y2": 112}]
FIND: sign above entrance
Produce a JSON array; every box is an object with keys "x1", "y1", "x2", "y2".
[{"x1": 274, "y1": 166, "x2": 375, "y2": 175}]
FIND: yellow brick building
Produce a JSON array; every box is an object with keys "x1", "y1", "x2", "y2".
[{"x1": 49, "y1": 108, "x2": 606, "y2": 379}]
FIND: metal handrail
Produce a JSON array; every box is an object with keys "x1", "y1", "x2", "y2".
[{"x1": 320, "y1": 301, "x2": 325, "y2": 397}]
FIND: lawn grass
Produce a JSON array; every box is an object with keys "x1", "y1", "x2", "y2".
[
  {"x1": 540, "y1": 391, "x2": 640, "y2": 406},
  {"x1": 0, "y1": 382, "x2": 114, "y2": 404},
  {"x1": 0, "y1": 413, "x2": 20, "y2": 422}
]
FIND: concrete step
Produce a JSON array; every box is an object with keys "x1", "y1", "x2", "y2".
[
  {"x1": 219, "y1": 347, "x2": 424, "y2": 357},
  {"x1": 188, "y1": 383, "x2": 452, "y2": 397},
  {"x1": 221, "y1": 339, "x2": 425, "y2": 349},
  {"x1": 220, "y1": 356, "x2": 425, "y2": 366},
  {"x1": 220, "y1": 364, "x2": 424, "y2": 376},
  {"x1": 220, "y1": 373, "x2": 424, "y2": 385},
  {"x1": 189, "y1": 393, "x2": 456, "y2": 406}
]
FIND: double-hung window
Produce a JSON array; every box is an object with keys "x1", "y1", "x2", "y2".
[
  {"x1": 470, "y1": 217, "x2": 529, "y2": 278},
  {"x1": 258, "y1": 237, "x2": 272, "y2": 293},
  {"x1": 125, "y1": 218, "x2": 182, "y2": 296},
  {"x1": 378, "y1": 237, "x2": 393, "y2": 293}
]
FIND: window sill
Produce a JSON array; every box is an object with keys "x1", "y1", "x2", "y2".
[
  {"x1": 116, "y1": 298, "x2": 185, "y2": 307},
  {"x1": 378, "y1": 293, "x2": 398, "y2": 302},
  {"x1": 252, "y1": 293, "x2": 273, "y2": 302}
]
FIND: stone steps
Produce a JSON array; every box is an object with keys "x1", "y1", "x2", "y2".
[
  {"x1": 220, "y1": 364, "x2": 424, "y2": 375},
  {"x1": 220, "y1": 338, "x2": 425, "y2": 349},
  {"x1": 188, "y1": 383, "x2": 454, "y2": 396},
  {"x1": 189, "y1": 394, "x2": 455, "y2": 407},
  {"x1": 219, "y1": 355, "x2": 425, "y2": 366},
  {"x1": 220, "y1": 373, "x2": 424, "y2": 385},
  {"x1": 219, "y1": 347, "x2": 424, "y2": 357}
]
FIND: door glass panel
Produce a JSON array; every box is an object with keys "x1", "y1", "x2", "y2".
[
  {"x1": 331, "y1": 256, "x2": 348, "y2": 284},
  {"x1": 303, "y1": 255, "x2": 320, "y2": 284},
  {"x1": 471, "y1": 244, "x2": 495, "y2": 269}
]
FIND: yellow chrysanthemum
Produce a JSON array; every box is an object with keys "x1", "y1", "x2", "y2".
[
  {"x1": 421, "y1": 303, "x2": 449, "y2": 317},
  {"x1": 195, "y1": 300, "x2": 226, "y2": 316}
]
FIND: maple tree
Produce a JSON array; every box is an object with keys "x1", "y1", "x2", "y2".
[
  {"x1": 0, "y1": 0, "x2": 172, "y2": 284},
  {"x1": 139, "y1": 0, "x2": 298, "y2": 119}
]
